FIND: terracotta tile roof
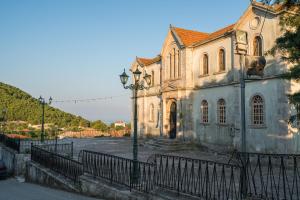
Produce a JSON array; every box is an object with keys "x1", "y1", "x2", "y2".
[
  {"x1": 190, "y1": 23, "x2": 236, "y2": 47},
  {"x1": 172, "y1": 27, "x2": 209, "y2": 46},
  {"x1": 7, "y1": 134, "x2": 30, "y2": 139},
  {"x1": 173, "y1": 23, "x2": 235, "y2": 47},
  {"x1": 207, "y1": 23, "x2": 235, "y2": 40},
  {"x1": 137, "y1": 55, "x2": 161, "y2": 66}
]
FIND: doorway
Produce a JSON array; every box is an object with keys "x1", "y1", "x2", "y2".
[{"x1": 169, "y1": 102, "x2": 177, "y2": 139}]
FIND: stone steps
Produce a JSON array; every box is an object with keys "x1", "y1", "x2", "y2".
[{"x1": 142, "y1": 138, "x2": 202, "y2": 151}]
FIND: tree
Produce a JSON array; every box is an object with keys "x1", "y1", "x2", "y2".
[
  {"x1": 115, "y1": 125, "x2": 125, "y2": 131},
  {"x1": 269, "y1": 0, "x2": 300, "y2": 104},
  {"x1": 91, "y1": 120, "x2": 108, "y2": 132}
]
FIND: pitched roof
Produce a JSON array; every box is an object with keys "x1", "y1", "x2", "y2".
[
  {"x1": 137, "y1": 55, "x2": 161, "y2": 66},
  {"x1": 171, "y1": 23, "x2": 235, "y2": 48},
  {"x1": 191, "y1": 23, "x2": 236, "y2": 47},
  {"x1": 172, "y1": 27, "x2": 209, "y2": 46}
]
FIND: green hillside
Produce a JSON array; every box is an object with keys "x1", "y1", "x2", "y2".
[{"x1": 0, "y1": 82, "x2": 90, "y2": 128}]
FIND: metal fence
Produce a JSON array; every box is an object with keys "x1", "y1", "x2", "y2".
[
  {"x1": 38, "y1": 143, "x2": 74, "y2": 158},
  {"x1": 0, "y1": 133, "x2": 20, "y2": 152},
  {"x1": 20, "y1": 139, "x2": 62, "y2": 153},
  {"x1": 152, "y1": 154, "x2": 241, "y2": 200},
  {"x1": 0, "y1": 132, "x2": 67, "y2": 154},
  {"x1": 31, "y1": 145, "x2": 83, "y2": 182},
  {"x1": 232, "y1": 152, "x2": 300, "y2": 200},
  {"x1": 80, "y1": 150, "x2": 156, "y2": 193}
]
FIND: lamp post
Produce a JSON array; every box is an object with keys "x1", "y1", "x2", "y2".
[
  {"x1": 119, "y1": 67, "x2": 151, "y2": 182},
  {"x1": 38, "y1": 96, "x2": 52, "y2": 142}
]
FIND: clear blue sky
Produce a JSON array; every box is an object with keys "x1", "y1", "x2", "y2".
[{"x1": 0, "y1": 0, "x2": 249, "y2": 123}]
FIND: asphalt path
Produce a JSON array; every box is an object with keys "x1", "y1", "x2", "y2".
[{"x1": 0, "y1": 178, "x2": 102, "y2": 200}]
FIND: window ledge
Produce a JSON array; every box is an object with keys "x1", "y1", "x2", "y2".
[
  {"x1": 213, "y1": 71, "x2": 226, "y2": 75},
  {"x1": 248, "y1": 125, "x2": 267, "y2": 129},
  {"x1": 200, "y1": 123, "x2": 210, "y2": 126},
  {"x1": 163, "y1": 77, "x2": 181, "y2": 82},
  {"x1": 216, "y1": 123, "x2": 228, "y2": 127},
  {"x1": 198, "y1": 74, "x2": 209, "y2": 78}
]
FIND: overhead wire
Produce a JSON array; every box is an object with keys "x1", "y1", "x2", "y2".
[{"x1": 51, "y1": 94, "x2": 129, "y2": 104}]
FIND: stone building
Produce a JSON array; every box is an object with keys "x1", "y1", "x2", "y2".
[{"x1": 130, "y1": 1, "x2": 300, "y2": 153}]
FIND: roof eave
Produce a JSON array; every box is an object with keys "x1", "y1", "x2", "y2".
[
  {"x1": 136, "y1": 57, "x2": 145, "y2": 68},
  {"x1": 170, "y1": 26, "x2": 185, "y2": 49},
  {"x1": 136, "y1": 55, "x2": 162, "y2": 67},
  {"x1": 190, "y1": 30, "x2": 235, "y2": 48}
]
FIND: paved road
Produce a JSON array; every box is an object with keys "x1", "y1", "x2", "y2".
[
  {"x1": 63, "y1": 137, "x2": 230, "y2": 162},
  {"x1": 0, "y1": 178, "x2": 101, "y2": 200}
]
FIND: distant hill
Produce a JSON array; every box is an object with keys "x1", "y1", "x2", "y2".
[{"x1": 0, "y1": 82, "x2": 90, "y2": 128}]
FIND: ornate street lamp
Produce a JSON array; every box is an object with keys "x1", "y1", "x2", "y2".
[
  {"x1": 119, "y1": 67, "x2": 151, "y2": 182},
  {"x1": 38, "y1": 96, "x2": 52, "y2": 142}
]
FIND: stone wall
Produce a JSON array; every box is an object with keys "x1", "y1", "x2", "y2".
[
  {"x1": 26, "y1": 162, "x2": 79, "y2": 192},
  {"x1": 0, "y1": 144, "x2": 30, "y2": 176},
  {"x1": 26, "y1": 161, "x2": 173, "y2": 200}
]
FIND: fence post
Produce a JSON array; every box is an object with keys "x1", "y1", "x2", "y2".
[
  {"x1": 281, "y1": 156, "x2": 287, "y2": 199},
  {"x1": 241, "y1": 153, "x2": 248, "y2": 199},
  {"x1": 30, "y1": 143, "x2": 33, "y2": 160},
  {"x1": 55, "y1": 137, "x2": 58, "y2": 153},
  {"x1": 130, "y1": 160, "x2": 132, "y2": 192},
  {"x1": 110, "y1": 157, "x2": 113, "y2": 184},
  {"x1": 177, "y1": 157, "x2": 181, "y2": 195},
  {"x1": 18, "y1": 138, "x2": 21, "y2": 153},
  {"x1": 71, "y1": 142, "x2": 73, "y2": 158}
]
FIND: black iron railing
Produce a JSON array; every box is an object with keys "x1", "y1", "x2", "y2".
[
  {"x1": 20, "y1": 139, "x2": 62, "y2": 153},
  {"x1": 31, "y1": 145, "x2": 83, "y2": 182},
  {"x1": 80, "y1": 150, "x2": 156, "y2": 193},
  {"x1": 232, "y1": 152, "x2": 300, "y2": 200},
  {"x1": 0, "y1": 133, "x2": 20, "y2": 152},
  {"x1": 39, "y1": 142, "x2": 73, "y2": 158},
  {"x1": 152, "y1": 154, "x2": 241, "y2": 200}
]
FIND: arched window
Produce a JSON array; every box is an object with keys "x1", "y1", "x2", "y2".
[
  {"x1": 203, "y1": 54, "x2": 209, "y2": 75},
  {"x1": 151, "y1": 71, "x2": 154, "y2": 86},
  {"x1": 177, "y1": 50, "x2": 181, "y2": 77},
  {"x1": 219, "y1": 49, "x2": 226, "y2": 71},
  {"x1": 149, "y1": 104, "x2": 154, "y2": 122},
  {"x1": 253, "y1": 36, "x2": 263, "y2": 56},
  {"x1": 217, "y1": 99, "x2": 226, "y2": 124},
  {"x1": 169, "y1": 53, "x2": 172, "y2": 79},
  {"x1": 173, "y1": 48, "x2": 176, "y2": 78},
  {"x1": 251, "y1": 95, "x2": 264, "y2": 125},
  {"x1": 201, "y1": 100, "x2": 208, "y2": 123}
]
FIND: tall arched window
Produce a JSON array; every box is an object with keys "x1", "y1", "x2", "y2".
[
  {"x1": 177, "y1": 50, "x2": 181, "y2": 78},
  {"x1": 203, "y1": 54, "x2": 209, "y2": 75},
  {"x1": 151, "y1": 71, "x2": 154, "y2": 86},
  {"x1": 219, "y1": 49, "x2": 226, "y2": 71},
  {"x1": 201, "y1": 100, "x2": 208, "y2": 123},
  {"x1": 217, "y1": 99, "x2": 226, "y2": 124},
  {"x1": 169, "y1": 53, "x2": 172, "y2": 79},
  {"x1": 253, "y1": 36, "x2": 263, "y2": 56},
  {"x1": 149, "y1": 104, "x2": 154, "y2": 122},
  {"x1": 173, "y1": 48, "x2": 176, "y2": 78},
  {"x1": 251, "y1": 95, "x2": 264, "y2": 125}
]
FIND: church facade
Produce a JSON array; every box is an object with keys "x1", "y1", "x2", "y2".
[{"x1": 130, "y1": 1, "x2": 300, "y2": 153}]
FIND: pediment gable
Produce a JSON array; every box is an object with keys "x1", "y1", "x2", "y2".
[
  {"x1": 234, "y1": 2, "x2": 279, "y2": 32},
  {"x1": 161, "y1": 29, "x2": 182, "y2": 57}
]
